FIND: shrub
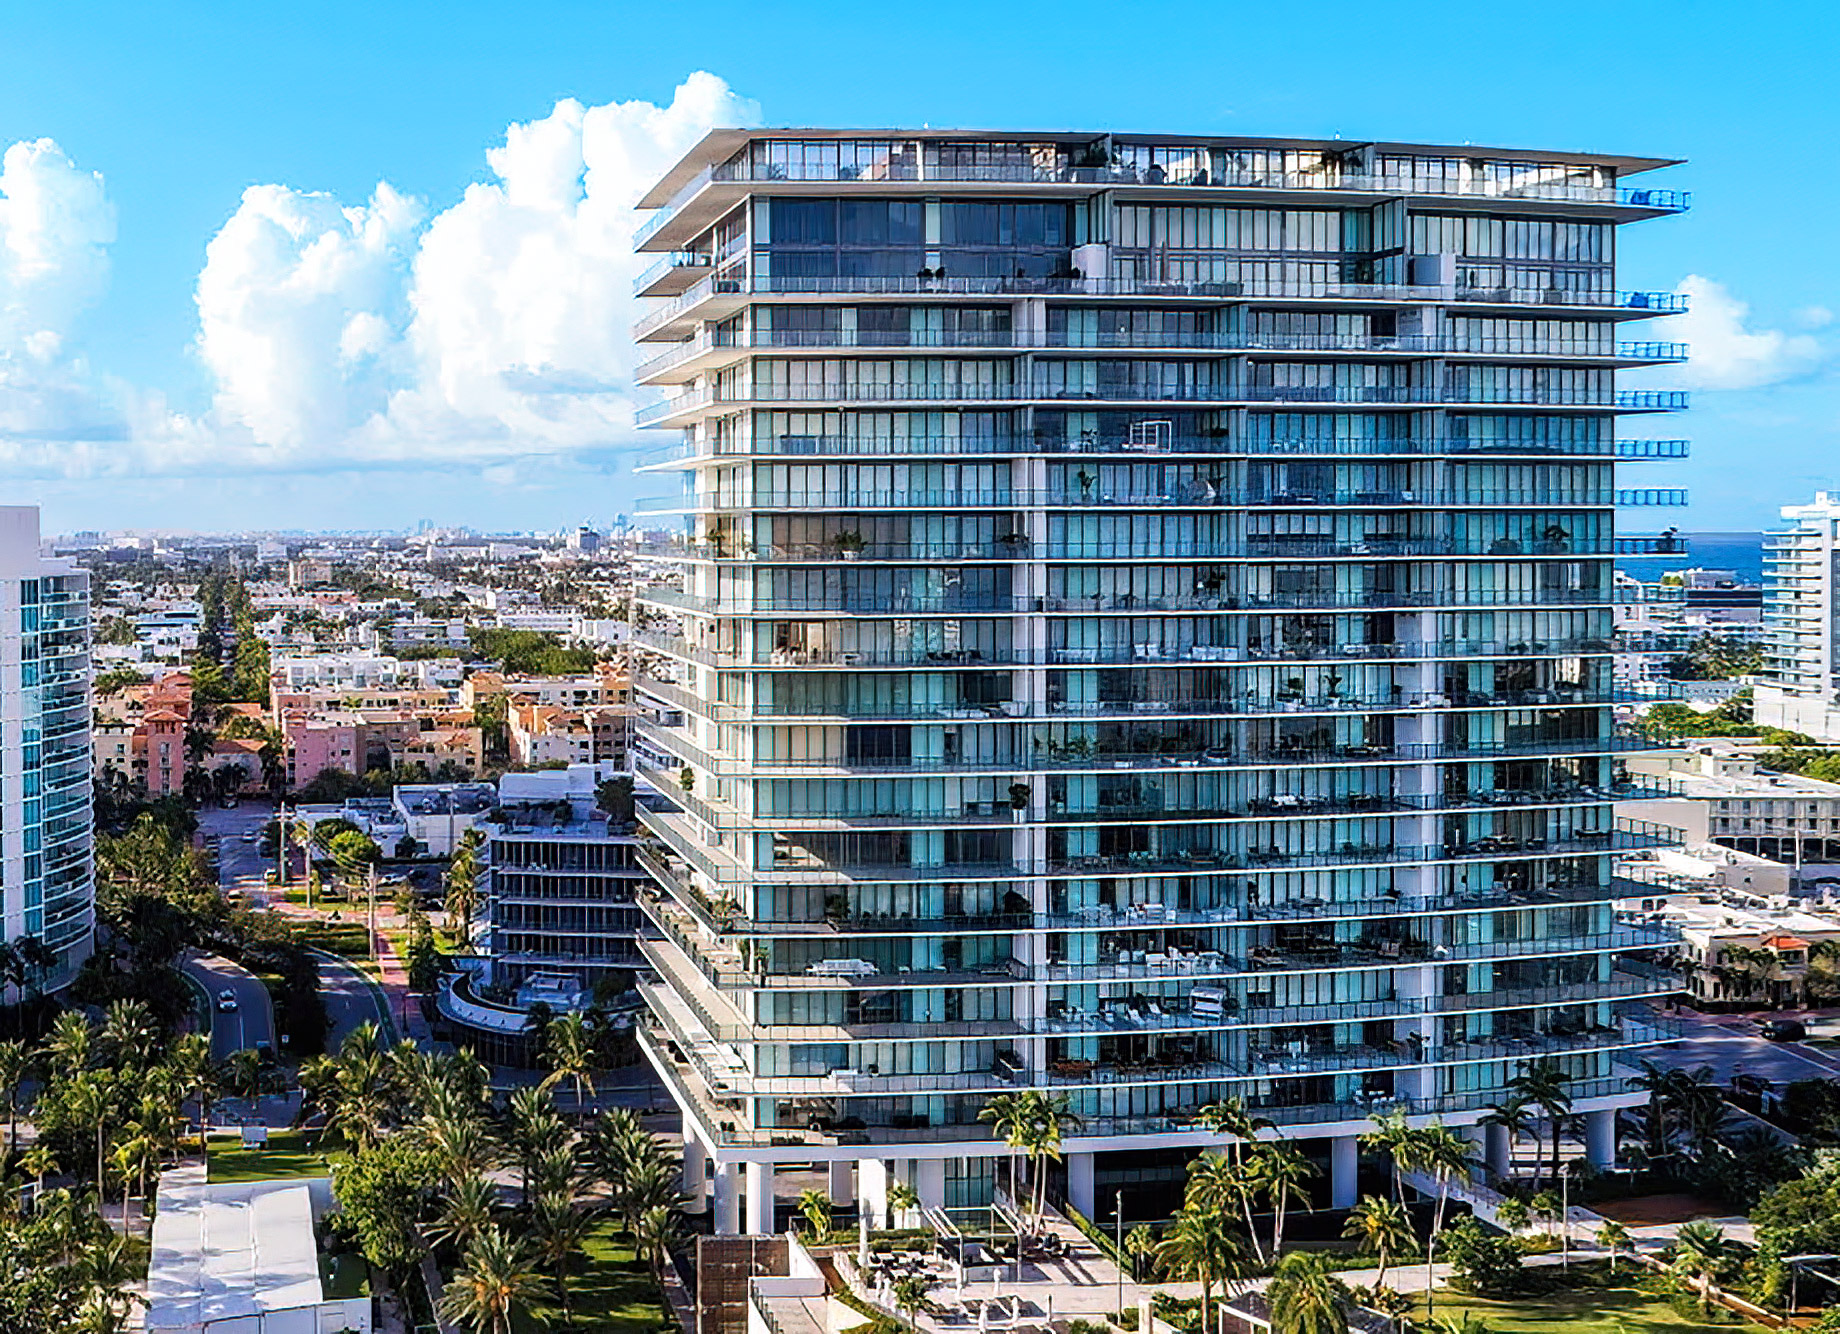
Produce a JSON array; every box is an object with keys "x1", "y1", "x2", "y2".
[{"x1": 1441, "y1": 1216, "x2": 1524, "y2": 1296}]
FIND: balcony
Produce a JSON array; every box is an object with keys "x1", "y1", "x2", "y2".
[
  {"x1": 632, "y1": 627, "x2": 1619, "y2": 669},
  {"x1": 644, "y1": 486, "x2": 1621, "y2": 515},
  {"x1": 657, "y1": 536, "x2": 1618, "y2": 563},
  {"x1": 639, "y1": 431, "x2": 1667, "y2": 467},
  {"x1": 634, "y1": 154, "x2": 1686, "y2": 255},
  {"x1": 633, "y1": 272, "x2": 1687, "y2": 341},
  {"x1": 631, "y1": 250, "x2": 714, "y2": 298},
  {"x1": 634, "y1": 327, "x2": 1688, "y2": 383},
  {"x1": 634, "y1": 379, "x2": 1685, "y2": 426}
]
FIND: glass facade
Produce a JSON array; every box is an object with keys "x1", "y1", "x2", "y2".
[
  {"x1": 0, "y1": 511, "x2": 93, "y2": 989},
  {"x1": 631, "y1": 133, "x2": 1685, "y2": 1228}
]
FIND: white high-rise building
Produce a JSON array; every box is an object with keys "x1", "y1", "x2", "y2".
[
  {"x1": 0, "y1": 508, "x2": 94, "y2": 992},
  {"x1": 1757, "y1": 492, "x2": 1840, "y2": 740},
  {"x1": 629, "y1": 130, "x2": 1689, "y2": 1231}
]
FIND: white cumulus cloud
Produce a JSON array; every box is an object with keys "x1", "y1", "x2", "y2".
[
  {"x1": 187, "y1": 70, "x2": 758, "y2": 469},
  {"x1": 1675, "y1": 274, "x2": 1825, "y2": 391},
  {"x1": 196, "y1": 181, "x2": 421, "y2": 451},
  {"x1": 0, "y1": 138, "x2": 120, "y2": 448}
]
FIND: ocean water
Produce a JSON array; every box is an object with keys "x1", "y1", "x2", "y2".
[{"x1": 1615, "y1": 531, "x2": 1764, "y2": 584}]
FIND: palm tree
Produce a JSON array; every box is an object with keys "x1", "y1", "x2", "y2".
[
  {"x1": 796, "y1": 1187, "x2": 832, "y2": 1238},
  {"x1": 428, "y1": 1174, "x2": 500, "y2": 1256},
  {"x1": 425, "y1": 1111, "x2": 500, "y2": 1187},
  {"x1": 1342, "y1": 1196, "x2": 1413, "y2": 1293},
  {"x1": 0, "y1": 1039, "x2": 30, "y2": 1166},
  {"x1": 98, "y1": 1000, "x2": 157, "y2": 1069},
  {"x1": 893, "y1": 1274, "x2": 932, "y2": 1332},
  {"x1": 226, "y1": 1048, "x2": 264, "y2": 1106},
  {"x1": 532, "y1": 1189, "x2": 598, "y2": 1327},
  {"x1": 1254, "y1": 1142, "x2": 1317, "y2": 1257},
  {"x1": 166, "y1": 1033, "x2": 218, "y2": 1154},
  {"x1": 886, "y1": 1180, "x2": 920, "y2": 1230},
  {"x1": 1187, "y1": 1141, "x2": 1264, "y2": 1264},
  {"x1": 1670, "y1": 1220, "x2": 1729, "y2": 1313},
  {"x1": 1156, "y1": 1205, "x2": 1248, "y2": 1334},
  {"x1": 538, "y1": 1011, "x2": 602, "y2": 1119},
  {"x1": 1507, "y1": 1059, "x2": 1574, "y2": 1187},
  {"x1": 77, "y1": 1231, "x2": 145, "y2": 1334},
  {"x1": 632, "y1": 1204, "x2": 683, "y2": 1286},
  {"x1": 1123, "y1": 1224, "x2": 1159, "y2": 1281},
  {"x1": 1597, "y1": 1219, "x2": 1633, "y2": 1274},
  {"x1": 977, "y1": 1092, "x2": 1030, "y2": 1207},
  {"x1": 45, "y1": 1010, "x2": 92, "y2": 1081},
  {"x1": 65, "y1": 1072, "x2": 113, "y2": 1204},
  {"x1": 440, "y1": 1225, "x2": 553, "y2": 1334},
  {"x1": 1479, "y1": 1096, "x2": 1536, "y2": 1184},
  {"x1": 1413, "y1": 1124, "x2": 1475, "y2": 1317},
  {"x1": 21, "y1": 1143, "x2": 56, "y2": 1195},
  {"x1": 1359, "y1": 1110, "x2": 1417, "y2": 1206},
  {"x1": 1266, "y1": 1251, "x2": 1349, "y2": 1334}
]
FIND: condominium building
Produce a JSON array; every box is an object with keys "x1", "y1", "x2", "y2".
[
  {"x1": 0, "y1": 508, "x2": 94, "y2": 992},
  {"x1": 629, "y1": 131, "x2": 1688, "y2": 1232},
  {"x1": 1756, "y1": 492, "x2": 1840, "y2": 740}
]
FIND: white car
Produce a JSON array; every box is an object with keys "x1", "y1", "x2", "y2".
[{"x1": 216, "y1": 989, "x2": 238, "y2": 1012}]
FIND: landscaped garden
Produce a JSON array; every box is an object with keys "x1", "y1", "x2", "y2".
[
  {"x1": 1409, "y1": 1274, "x2": 1771, "y2": 1334},
  {"x1": 205, "y1": 1128, "x2": 333, "y2": 1182}
]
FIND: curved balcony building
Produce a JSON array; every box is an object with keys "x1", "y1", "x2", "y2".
[
  {"x1": 629, "y1": 130, "x2": 1686, "y2": 1233},
  {"x1": 0, "y1": 508, "x2": 93, "y2": 995}
]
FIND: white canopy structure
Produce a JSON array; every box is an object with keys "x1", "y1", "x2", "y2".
[{"x1": 143, "y1": 1166, "x2": 371, "y2": 1333}]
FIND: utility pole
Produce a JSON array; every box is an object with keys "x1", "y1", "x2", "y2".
[{"x1": 367, "y1": 862, "x2": 379, "y2": 962}]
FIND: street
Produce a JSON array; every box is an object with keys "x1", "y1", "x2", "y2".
[
  {"x1": 180, "y1": 951, "x2": 275, "y2": 1062},
  {"x1": 195, "y1": 799, "x2": 277, "y2": 907},
  {"x1": 1645, "y1": 1007, "x2": 1840, "y2": 1085}
]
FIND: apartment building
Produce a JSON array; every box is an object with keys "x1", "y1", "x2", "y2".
[
  {"x1": 630, "y1": 130, "x2": 1688, "y2": 1231},
  {"x1": 481, "y1": 764, "x2": 648, "y2": 989},
  {"x1": 0, "y1": 508, "x2": 94, "y2": 991},
  {"x1": 1757, "y1": 492, "x2": 1840, "y2": 740}
]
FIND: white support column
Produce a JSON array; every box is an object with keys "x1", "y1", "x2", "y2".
[
  {"x1": 858, "y1": 1158, "x2": 891, "y2": 1229},
  {"x1": 1330, "y1": 1135, "x2": 1359, "y2": 1210},
  {"x1": 915, "y1": 1158, "x2": 947, "y2": 1213},
  {"x1": 745, "y1": 1162, "x2": 775, "y2": 1234},
  {"x1": 1460, "y1": 1123, "x2": 1488, "y2": 1183},
  {"x1": 713, "y1": 1162, "x2": 741, "y2": 1236},
  {"x1": 682, "y1": 1128, "x2": 707, "y2": 1210},
  {"x1": 1066, "y1": 1151, "x2": 1096, "y2": 1219},
  {"x1": 1485, "y1": 1122, "x2": 1510, "y2": 1180},
  {"x1": 829, "y1": 1159, "x2": 853, "y2": 1200},
  {"x1": 1585, "y1": 1107, "x2": 1617, "y2": 1170}
]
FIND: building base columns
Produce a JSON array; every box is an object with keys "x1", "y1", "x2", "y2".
[
  {"x1": 1330, "y1": 1135, "x2": 1359, "y2": 1210},
  {"x1": 713, "y1": 1162, "x2": 741, "y2": 1236},
  {"x1": 745, "y1": 1162, "x2": 775, "y2": 1234}
]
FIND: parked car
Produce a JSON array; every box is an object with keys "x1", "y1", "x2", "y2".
[
  {"x1": 216, "y1": 989, "x2": 238, "y2": 1012},
  {"x1": 1761, "y1": 1017, "x2": 1807, "y2": 1042}
]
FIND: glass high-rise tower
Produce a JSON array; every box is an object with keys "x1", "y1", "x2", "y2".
[
  {"x1": 630, "y1": 132, "x2": 1687, "y2": 1233},
  {"x1": 0, "y1": 507, "x2": 93, "y2": 995}
]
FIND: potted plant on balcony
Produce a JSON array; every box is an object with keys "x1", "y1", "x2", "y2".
[
  {"x1": 1076, "y1": 469, "x2": 1097, "y2": 500},
  {"x1": 832, "y1": 530, "x2": 865, "y2": 560},
  {"x1": 999, "y1": 531, "x2": 1031, "y2": 554},
  {"x1": 1537, "y1": 523, "x2": 1572, "y2": 554},
  {"x1": 1009, "y1": 782, "x2": 1032, "y2": 812}
]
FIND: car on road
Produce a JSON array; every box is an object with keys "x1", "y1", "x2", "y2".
[
  {"x1": 1761, "y1": 1017, "x2": 1808, "y2": 1042},
  {"x1": 240, "y1": 830, "x2": 259, "y2": 843},
  {"x1": 216, "y1": 989, "x2": 238, "y2": 1012}
]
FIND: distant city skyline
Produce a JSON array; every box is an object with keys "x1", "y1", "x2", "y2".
[{"x1": 5, "y1": 1, "x2": 1840, "y2": 530}]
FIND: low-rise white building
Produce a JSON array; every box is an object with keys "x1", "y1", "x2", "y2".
[{"x1": 143, "y1": 1165, "x2": 371, "y2": 1334}]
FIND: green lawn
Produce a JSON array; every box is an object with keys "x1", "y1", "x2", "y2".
[
  {"x1": 508, "y1": 1220, "x2": 672, "y2": 1334},
  {"x1": 206, "y1": 1129, "x2": 334, "y2": 1183},
  {"x1": 1409, "y1": 1279, "x2": 1772, "y2": 1334}
]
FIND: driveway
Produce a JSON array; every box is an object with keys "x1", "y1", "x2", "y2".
[{"x1": 181, "y1": 951, "x2": 276, "y2": 1061}]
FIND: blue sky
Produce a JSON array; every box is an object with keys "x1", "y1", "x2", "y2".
[{"x1": 0, "y1": 0, "x2": 1831, "y2": 533}]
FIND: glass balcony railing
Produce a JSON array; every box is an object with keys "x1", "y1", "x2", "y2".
[
  {"x1": 639, "y1": 433, "x2": 1662, "y2": 466},
  {"x1": 635, "y1": 327, "x2": 1688, "y2": 379},
  {"x1": 636, "y1": 381, "x2": 1686, "y2": 423},
  {"x1": 632, "y1": 272, "x2": 1687, "y2": 339},
  {"x1": 638, "y1": 585, "x2": 1613, "y2": 617},
  {"x1": 632, "y1": 628, "x2": 1617, "y2": 669},
  {"x1": 640, "y1": 487, "x2": 1619, "y2": 514}
]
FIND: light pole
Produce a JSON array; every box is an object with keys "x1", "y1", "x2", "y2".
[{"x1": 1113, "y1": 1187, "x2": 1125, "y2": 1322}]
